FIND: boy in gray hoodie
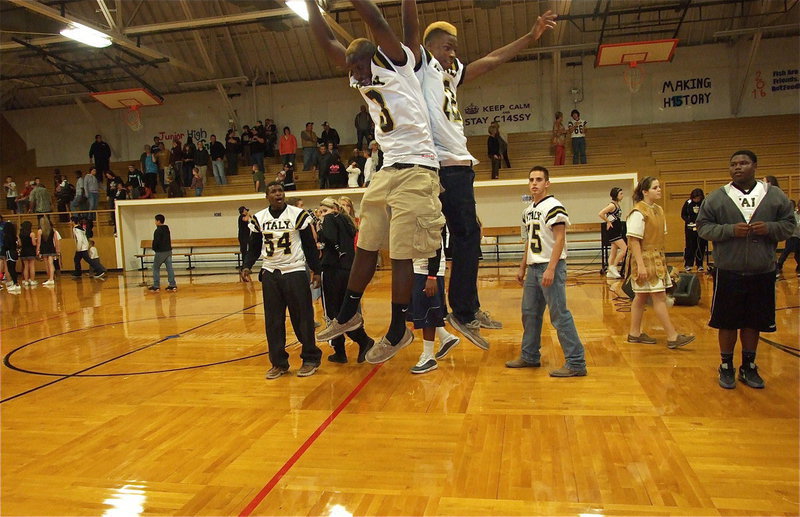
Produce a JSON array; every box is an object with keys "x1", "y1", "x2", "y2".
[{"x1": 697, "y1": 150, "x2": 794, "y2": 390}]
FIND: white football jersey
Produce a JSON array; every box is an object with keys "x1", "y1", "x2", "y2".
[
  {"x1": 351, "y1": 45, "x2": 438, "y2": 169},
  {"x1": 249, "y1": 204, "x2": 311, "y2": 273},
  {"x1": 724, "y1": 181, "x2": 766, "y2": 223},
  {"x1": 522, "y1": 195, "x2": 570, "y2": 265},
  {"x1": 415, "y1": 47, "x2": 476, "y2": 164}
]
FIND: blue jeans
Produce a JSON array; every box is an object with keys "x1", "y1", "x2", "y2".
[
  {"x1": 572, "y1": 137, "x2": 587, "y2": 164},
  {"x1": 250, "y1": 151, "x2": 265, "y2": 172},
  {"x1": 87, "y1": 192, "x2": 99, "y2": 220},
  {"x1": 439, "y1": 165, "x2": 481, "y2": 323},
  {"x1": 195, "y1": 187, "x2": 203, "y2": 197},
  {"x1": 302, "y1": 147, "x2": 316, "y2": 171},
  {"x1": 212, "y1": 160, "x2": 226, "y2": 185},
  {"x1": 521, "y1": 260, "x2": 586, "y2": 369},
  {"x1": 152, "y1": 251, "x2": 176, "y2": 288}
]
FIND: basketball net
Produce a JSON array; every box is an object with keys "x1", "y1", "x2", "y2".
[
  {"x1": 623, "y1": 61, "x2": 645, "y2": 93},
  {"x1": 122, "y1": 105, "x2": 143, "y2": 132}
]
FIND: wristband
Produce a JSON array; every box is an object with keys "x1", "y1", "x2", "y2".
[{"x1": 427, "y1": 275, "x2": 436, "y2": 280}]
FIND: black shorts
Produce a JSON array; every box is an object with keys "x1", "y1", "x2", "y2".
[
  {"x1": 408, "y1": 274, "x2": 446, "y2": 329},
  {"x1": 709, "y1": 269, "x2": 776, "y2": 332}
]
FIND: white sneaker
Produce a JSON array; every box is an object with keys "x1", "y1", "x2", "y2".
[
  {"x1": 606, "y1": 266, "x2": 622, "y2": 279},
  {"x1": 22, "y1": 280, "x2": 30, "y2": 286},
  {"x1": 410, "y1": 355, "x2": 438, "y2": 374},
  {"x1": 43, "y1": 279, "x2": 55, "y2": 286},
  {"x1": 29, "y1": 280, "x2": 38, "y2": 286},
  {"x1": 7, "y1": 284, "x2": 21, "y2": 293}
]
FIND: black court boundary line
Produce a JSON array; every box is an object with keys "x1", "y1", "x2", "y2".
[
  {"x1": 1, "y1": 304, "x2": 261, "y2": 404},
  {"x1": 759, "y1": 336, "x2": 800, "y2": 358}
]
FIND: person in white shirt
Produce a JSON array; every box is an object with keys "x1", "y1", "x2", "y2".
[
  {"x1": 70, "y1": 216, "x2": 105, "y2": 278},
  {"x1": 506, "y1": 166, "x2": 587, "y2": 377},
  {"x1": 308, "y1": 0, "x2": 445, "y2": 365},
  {"x1": 568, "y1": 109, "x2": 587, "y2": 164},
  {"x1": 401, "y1": 0, "x2": 556, "y2": 350},
  {"x1": 240, "y1": 181, "x2": 324, "y2": 379}
]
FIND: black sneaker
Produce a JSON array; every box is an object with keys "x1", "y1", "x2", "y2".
[
  {"x1": 165, "y1": 285, "x2": 177, "y2": 292},
  {"x1": 148, "y1": 286, "x2": 160, "y2": 292},
  {"x1": 327, "y1": 352, "x2": 348, "y2": 364},
  {"x1": 357, "y1": 338, "x2": 374, "y2": 364},
  {"x1": 718, "y1": 363, "x2": 736, "y2": 389},
  {"x1": 738, "y1": 362, "x2": 765, "y2": 389}
]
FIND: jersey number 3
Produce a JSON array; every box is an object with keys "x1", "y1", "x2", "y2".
[
  {"x1": 263, "y1": 232, "x2": 291, "y2": 257},
  {"x1": 364, "y1": 89, "x2": 395, "y2": 133}
]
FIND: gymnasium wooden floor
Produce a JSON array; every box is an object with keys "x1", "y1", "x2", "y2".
[{"x1": 1, "y1": 263, "x2": 798, "y2": 516}]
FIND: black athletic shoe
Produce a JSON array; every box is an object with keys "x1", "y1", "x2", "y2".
[
  {"x1": 738, "y1": 362, "x2": 765, "y2": 389},
  {"x1": 165, "y1": 285, "x2": 177, "y2": 292},
  {"x1": 357, "y1": 338, "x2": 374, "y2": 364},
  {"x1": 718, "y1": 363, "x2": 736, "y2": 389},
  {"x1": 327, "y1": 352, "x2": 348, "y2": 364},
  {"x1": 148, "y1": 286, "x2": 160, "y2": 292}
]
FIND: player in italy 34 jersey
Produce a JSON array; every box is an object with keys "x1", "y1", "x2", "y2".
[{"x1": 240, "y1": 181, "x2": 323, "y2": 380}]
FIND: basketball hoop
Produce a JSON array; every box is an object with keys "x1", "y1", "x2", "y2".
[
  {"x1": 121, "y1": 105, "x2": 143, "y2": 132},
  {"x1": 623, "y1": 61, "x2": 645, "y2": 93}
]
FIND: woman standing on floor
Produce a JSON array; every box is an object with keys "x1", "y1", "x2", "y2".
[
  {"x1": 18, "y1": 220, "x2": 37, "y2": 287},
  {"x1": 599, "y1": 187, "x2": 627, "y2": 279},
  {"x1": 681, "y1": 188, "x2": 708, "y2": 272},
  {"x1": 36, "y1": 216, "x2": 59, "y2": 286},
  {"x1": 316, "y1": 197, "x2": 373, "y2": 363},
  {"x1": 625, "y1": 177, "x2": 694, "y2": 349}
]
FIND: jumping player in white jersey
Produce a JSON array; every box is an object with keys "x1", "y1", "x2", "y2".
[
  {"x1": 401, "y1": 0, "x2": 557, "y2": 350},
  {"x1": 307, "y1": 0, "x2": 445, "y2": 364},
  {"x1": 240, "y1": 181, "x2": 323, "y2": 379}
]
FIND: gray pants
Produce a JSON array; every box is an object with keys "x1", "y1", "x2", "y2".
[{"x1": 153, "y1": 251, "x2": 176, "y2": 288}]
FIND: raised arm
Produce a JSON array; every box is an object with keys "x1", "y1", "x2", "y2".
[
  {"x1": 401, "y1": 0, "x2": 421, "y2": 64},
  {"x1": 351, "y1": 0, "x2": 405, "y2": 64},
  {"x1": 464, "y1": 10, "x2": 557, "y2": 83},
  {"x1": 305, "y1": 0, "x2": 346, "y2": 68}
]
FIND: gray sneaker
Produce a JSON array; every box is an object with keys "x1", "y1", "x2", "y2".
[
  {"x1": 366, "y1": 327, "x2": 413, "y2": 364},
  {"x1": 265, "y1": 366, "x2": 290, "y2": 380},
  {"x1": 548, "y1": 366, "x2": 587, "y2": 377},
  {"x1": 475, "y1": 309, "x2": 503, "y2": 329},
  {"x1": 316, "y1": 312, "x2": 363, "y2": 341},
  {"x1": 445, "y1": 314, "x2": 489, "y2": 350},
  {"x1": 505, "y1": 356, "x2": 541, "y2": 368},
  {"x1": 666, "y1": 334, "x2": 695, "y2": 349}
]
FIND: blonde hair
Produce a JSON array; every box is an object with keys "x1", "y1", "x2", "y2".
[
  {"x1": 338, "y1": 196, "x2": 356, "y2": 218},
  {"x1": 39, "y1": 215, "x2": 53, "y2": 240},
  {"x1": 345, "y1": 38, "x2": 376, "y2": 60},
  {"x1": 319, "y1": 197, "x2": 340, "y2": 212},
  {"x1": 424, "y1": 21, "x2": 457, "y2": 43}
]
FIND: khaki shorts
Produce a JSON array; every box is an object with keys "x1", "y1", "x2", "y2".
[{"x1": 357, "y1": 164, "x2": 445, "y2": 260}]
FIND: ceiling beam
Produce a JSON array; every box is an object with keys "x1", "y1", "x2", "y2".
[
  {"x1": 96, "y1": 0, "x2": 117, "y2": 31},
  {"x1": 3, "y1": 0, "x2": 203, "y2": 76}
]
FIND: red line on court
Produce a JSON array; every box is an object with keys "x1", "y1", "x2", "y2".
[{"x1": 239, "y1": 363, "x2": 384, "y2": 517}]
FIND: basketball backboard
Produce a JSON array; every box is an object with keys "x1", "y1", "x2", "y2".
[
  {"x1": 91, "y1": 88, "x2": 163, "y2": 109},
  {"x1": 595, "y1": 39, "x2": 679, "y2": 67}
]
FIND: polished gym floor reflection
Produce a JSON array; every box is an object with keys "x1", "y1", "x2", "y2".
[{"x1": 1, "y1": 266, "x2": 798, "y2": 516}]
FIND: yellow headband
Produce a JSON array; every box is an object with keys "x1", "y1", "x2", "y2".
[{"x1": 423, "y1": 21, "x2": 457, "y2": 43}]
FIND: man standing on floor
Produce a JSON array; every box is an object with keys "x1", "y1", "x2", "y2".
[
  {"x1": 240, "y1": 182, "x2": 323, "y2": 379},
  {"x1": 506, "y1": 166, "x2": 587, "y2": 377},
  {"x1": 697, "y1": 150, "x2": 794, "y2": 390},
  {"x1": 401, "y1": 0, "x2": 556, "y2": 348},
  {"x1": 149, "y1": 214, "x2": 177, "y2": 293}
]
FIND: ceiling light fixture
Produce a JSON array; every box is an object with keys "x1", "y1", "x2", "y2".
[
  {"x1": 60, "y1": 22, "x2": 112, "y2": 48},
  {"x1": 287, "y1": 0, "x2": 323, "y2": 21}
]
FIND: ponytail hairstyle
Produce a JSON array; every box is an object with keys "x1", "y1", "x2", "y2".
[
  {"x1": 320, "y1": 196, "x2": 355, "y2": 231},
  {"x1": 633, "y1": 176, "x2": 657, "y2": 202},
  {"x1": 610, "y1": 187, "x2": 623, "y2": 201}
]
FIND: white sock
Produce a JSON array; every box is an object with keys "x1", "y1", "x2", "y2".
[
  {"x1": 422, "y1": 339, "x2": 435, "y2": 360},
  {"x1": 435, "y1": 327, "x2": 455, "y2": 344}
]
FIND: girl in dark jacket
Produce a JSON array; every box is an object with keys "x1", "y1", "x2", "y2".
[{"x1": 317, "y1": 197, "x2": 373, "y2": 363}]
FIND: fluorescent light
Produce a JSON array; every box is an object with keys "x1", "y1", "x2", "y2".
[
  {"x1": 60, "y1": 22, "x2": 112, "y2": 48},
  {"x1": 286, "y1": 1, "x2": 309, "y2": 21}
]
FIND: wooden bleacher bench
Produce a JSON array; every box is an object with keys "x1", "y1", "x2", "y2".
[
  {"x1": 480, "y1": 223, "x2": 612, "y2": 270},
  {"x1": 136, "y1": 237, "x2": 242, "y2": 270}
]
